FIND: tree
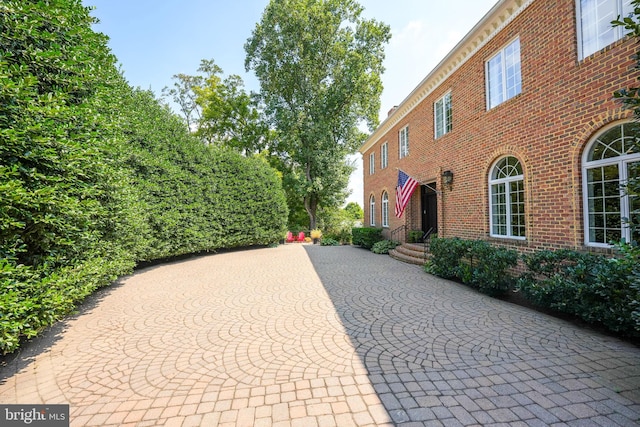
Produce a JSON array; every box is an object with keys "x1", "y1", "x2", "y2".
[
  {"x1": 163, "y1": 59, "x2": 272, "y2": 154},
  {"x1": 245, "y1": 0, "x2": 390, "y2": 229},
  {"x1": 161, "y1": 72, "x2": 204, "y2": 131},
  {"x1": 344, "y1": 202, "x2": 364, "y2": 222}
]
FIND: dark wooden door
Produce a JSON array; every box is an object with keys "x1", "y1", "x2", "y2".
[{"x1": 421, "y1": 184, "x2": 438, "y2": 234}]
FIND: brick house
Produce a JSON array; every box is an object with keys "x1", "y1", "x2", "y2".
[{"x1": 360, "y1": 0, "x2": 640, "y2": 254}]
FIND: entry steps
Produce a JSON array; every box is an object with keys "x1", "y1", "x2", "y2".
[{"x1": 388, "y1": 243, "x2": 430, "y2": 266}]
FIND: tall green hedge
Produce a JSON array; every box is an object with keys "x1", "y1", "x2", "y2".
[
  {"x1": 0, "y1": 0, "x2": 288, "y2": 354},
  {"x1": 352, "y1": 227, "x2": 383, "y2": 249}
]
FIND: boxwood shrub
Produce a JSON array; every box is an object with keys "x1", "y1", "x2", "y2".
[
  {"x1": 352, "y1": 227, "x2": 384, "y2": 249},
  {"x1": 517, "y1": 246, "x2": 639, "y2": 337},
  {"x1": 425, "y1": 237, "x2": 518, "y2": 296}
]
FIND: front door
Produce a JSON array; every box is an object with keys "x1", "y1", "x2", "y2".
[{"x1": 421, "y1": 184, "x2": 438, "y2": 235}]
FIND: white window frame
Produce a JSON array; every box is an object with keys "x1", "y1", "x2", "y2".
[
  {"x1": 382, "y1": 191, "x2": 389, "y2": 227},
  {"x1": 486, "y1": 37, "x2": 522, "y2": 110},
  {"x1": 369, "y1": 195, "x2": 376, "y2": 226},
  {"x1": 399, "y1": 126, "x2": 409, "y2": 159},
  {"x1": 381, "y1": 142, "x2": 388, "y2": 169},
  {"x1": 369, "y1": 152, "x2": 375, "y2": 175},
  {"x1": 434, "y1": 92, "x2": 452, "y2": 139},
  {"x1": 489, "y1": 156, "x2": 526, "y2": 240},
  {"x1": 582, "y1": 121, "x2": 640, "y2": 247},
  {"x1": 577, "y1": 0, "x2": 633, "y2": 59}
]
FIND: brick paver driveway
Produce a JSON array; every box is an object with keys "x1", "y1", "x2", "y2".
[{"x1": 1, "y1": 244, "x2": 639, "y2": 426}]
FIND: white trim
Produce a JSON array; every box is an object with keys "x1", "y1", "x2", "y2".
[
  {"x1": 485, "y1": 36, "x2": 522, "y2": 110},
  {"x1": 434, "y1": 91, "x2": 452, "y2": 139},
  {"x1": 369, "y1": 194, "x2": 376, "y2": 226},
  {"x1": 382, "y1": 191, "x2": 389, "y2": 228},
  {"x1": 369, "y1": 152, "x2": 375, "y2": 175},
  {"x1": 399, "y1": 126, "x2": 409, "y2": 159},
  {"x1": 489, "y1": 156, "x2": 527, "y2": 240},
  {"x1": 581, "y1": 120, "x2": 640, "y2": 247},
  {"x1": 576, "y1": 0, "x2": 633, "y2": 60},
  {"x1": 381, "y1": 142, "x2": 388, "y2": 169}
]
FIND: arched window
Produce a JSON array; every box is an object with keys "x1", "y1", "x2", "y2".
[
  {"x1": 382, "y1": 192, "x2": 389, "y2": 227},
  {"x1": 489, "y1": 156, "x2": 525, "y2": 239},
  {"x1": 369, "y1": 195, "x2": 376, "y2": 226},
  {"x1": 583, "y1": 122, "x2": 640, "y2": 246}
]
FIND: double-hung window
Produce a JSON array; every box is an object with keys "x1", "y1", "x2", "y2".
[
  {"x1": 399, "y1": 126, "x2": 409, "y2": 159},
  {"x1": 369, "y1": 195, "x2": 376, "y2": 226},
  {"x1": 490, "y1": 156, "x2": 526, "y2": 239},
  {"x1": 369, "y1": 152, "x2": 375, "y2": 175},
  {"x1": 382, "y1": 192, "x2": 389, "y2": 227},
  {"x1": 486, "y1": 38, "x2": 522, "y2": 109},
  {"x1": 435, "y1": 92, "x2": 452, "y2": 138},
  {"x1": 583, "y1": 122, "x2": 640, "y2": 246},
  {"x1": 578, "y1": 0, "x2": 633, "y2": 59},
  {"x1": 381, "y1": 142, "x2": 388, "y2": 169}
]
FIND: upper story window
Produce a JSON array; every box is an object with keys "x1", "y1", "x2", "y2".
[
  {"x1": 399, "y1": 126, "x2": 409, "y2": 159},
  {"x1": 369, "y1": 152, "x2": 375, "y2": 175},
  {"x1": 583, "y1": 122, "x2": 640, "y2": 246},
  {"x1": 381, "y1": 142, "x2": 388, "y2": 169},
  {"x1": 369, "y1": 194, "x2": 376, "y2": 226},
  {"x1": 578, "y1": 0, "x2": 633, "y2": 59},
  {"x1": 489, "y1": 156, "x2": 526, "y2": 239},
  {"x1": 382, "y1": 191, "x2": 389, "y2": 227},
  {"x1": 435, "y1": 92, "x2": 452, "y2": 138},
  {"x1": 486, "y1": 38, "x2": 522, "y2": 110}
]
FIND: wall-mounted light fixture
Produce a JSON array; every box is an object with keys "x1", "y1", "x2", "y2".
[{"x1": 442, "y1": 170, "x2": 454, "y2": 186}]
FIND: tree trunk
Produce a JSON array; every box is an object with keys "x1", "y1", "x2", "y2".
[{"x1": 305, "y1": 194, "x2": 318, "y2": 231}]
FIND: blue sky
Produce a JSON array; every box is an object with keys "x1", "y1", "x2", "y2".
[{"x1": 85, "y1": 0, "x2": 498, "y2": 206}]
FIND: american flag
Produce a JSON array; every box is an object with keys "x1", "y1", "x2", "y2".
[{"x1": 395, "y1": 170, "x2": 419, "y2": 218}]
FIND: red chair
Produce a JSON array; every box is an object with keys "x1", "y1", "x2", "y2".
[
  {"x1": 285, "y1": 231, "x2": 295, "y2": 243},
  {"x1": 297, "y1": 232, "x2": 305, "y2": 242}
]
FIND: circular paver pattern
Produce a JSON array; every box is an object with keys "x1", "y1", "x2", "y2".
[
  {"x1": 306, "y1": 245, "x2": 640, "y2": 426},
  {"x1": 0, "y1": 243, "x2": 639, "y2": 426}
]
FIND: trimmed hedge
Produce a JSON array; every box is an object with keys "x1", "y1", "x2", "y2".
[
  {"x1": 0, "y1": 0, "x2": 288, "y2": 354},
  {"x1": 517, "y1": 245, "x2": 639, "y2": 337},
  {"x1": 352, "y1": 227, "x2": 383, "y2": 249},
  {"x1": 425, "y1": 237, "x2": 518, "y2": 296}
]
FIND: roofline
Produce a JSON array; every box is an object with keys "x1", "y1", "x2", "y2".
[{"x1": 360, "y1": 0, "x2": 535, "y2": 154}]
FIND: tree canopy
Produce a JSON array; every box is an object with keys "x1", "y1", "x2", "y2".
[{"x1": 245, "y1": 0, "x2": 390, "y2": 229}]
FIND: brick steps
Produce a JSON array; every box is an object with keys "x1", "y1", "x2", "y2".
[{"x1": 389, "y1": 243, "x2": 430, "y2": 266}]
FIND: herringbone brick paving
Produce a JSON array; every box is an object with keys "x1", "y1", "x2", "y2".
[{"x1": 0, "y1": 244, "x2": 638, "y2": 426}]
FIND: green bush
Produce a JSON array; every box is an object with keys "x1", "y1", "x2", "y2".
[
  {"x1": 425, "y1": 237, "x2": 518, "y2": 296},
  {"x1": 371, "y1": 240, "x2": 401, "y2": 254},
  {"x1": 408, "y1": 230, "x2": 423, "y2": 243},
  {"x1": 517, "y1": 247, "x2": 639, "y2": 337},
  {"x1": 320, "y1": 238, "x2": 340, "y2": 246},
  {"x1": 351, "y1": 227, "x2": 384, "y2": 249},
  {"x1": 0, "y1": 0, "x2": 289, "y2": 354}
]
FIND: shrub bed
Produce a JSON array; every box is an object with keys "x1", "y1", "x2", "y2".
[
  {"x1": 425, "y1": 237, "x2": 518, "y2": 296},
  {"x1": 517, "y1": 245, "x2": 639, "y2": 337},
  {"x1": 351, "y1": 227, "x2": 383, "y2": 249},
  {"x1": 371, "y1": 240, "x2": 401, "y2": 254}
]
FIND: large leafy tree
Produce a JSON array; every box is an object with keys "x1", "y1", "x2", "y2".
[
  {"x1": 163, "y1": 59, "x2": 271, "y2": 154},
  {"x1": 245, "y1": 0, "x2": 390, "y2": 229}
]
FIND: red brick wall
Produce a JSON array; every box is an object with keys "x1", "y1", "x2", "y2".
[{"x1": 362, "y1": 0, "x2": 638, "y2": 253}]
